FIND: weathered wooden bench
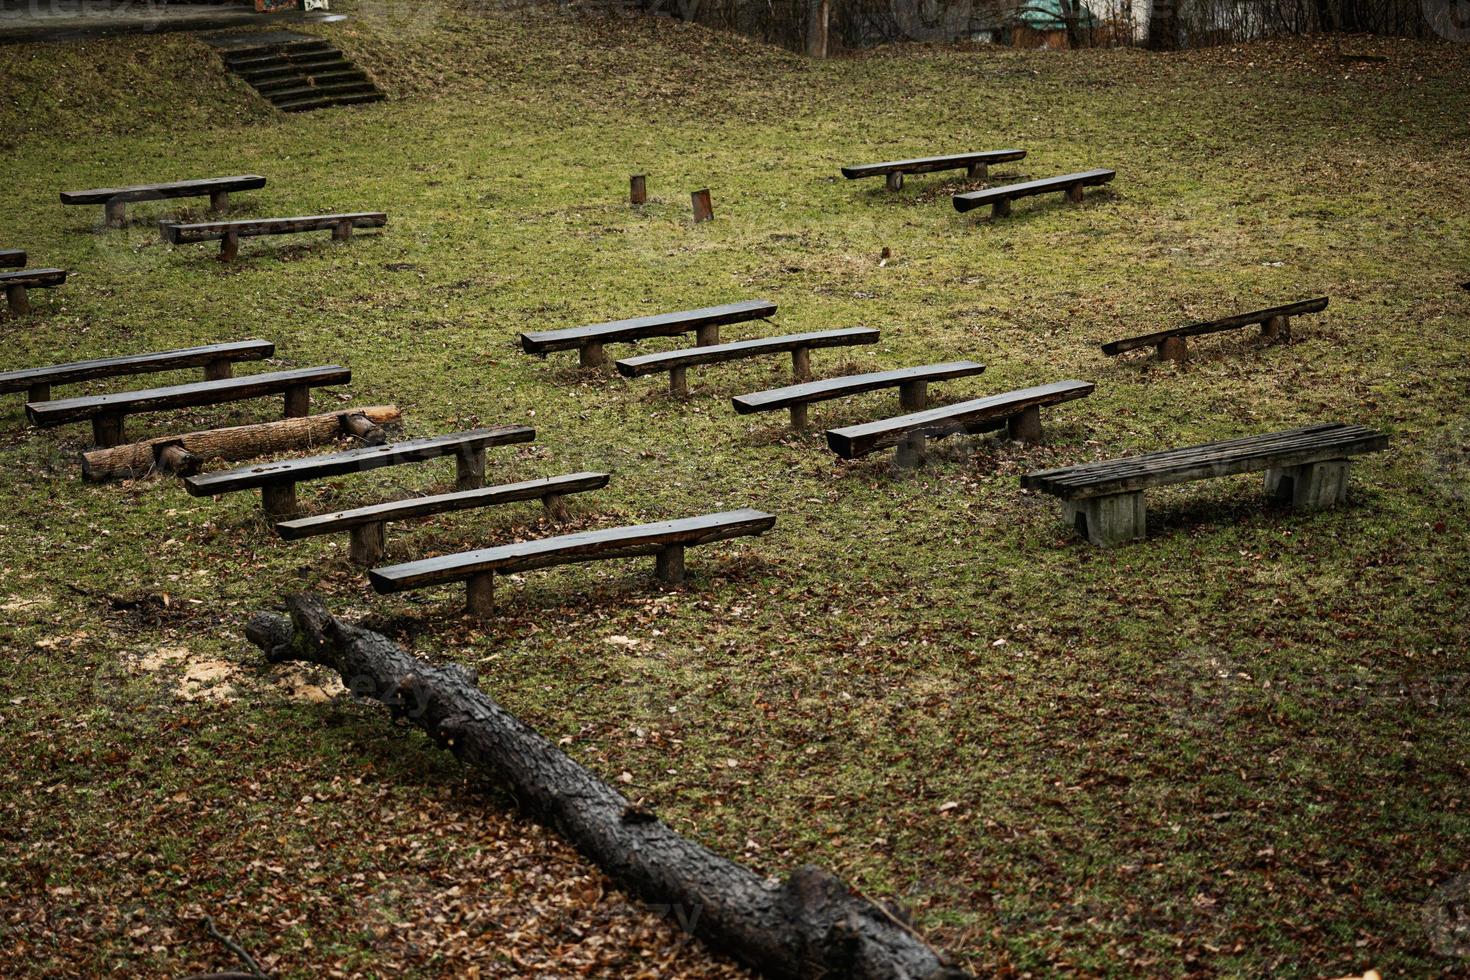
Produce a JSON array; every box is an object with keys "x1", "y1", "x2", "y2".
[
  {"x1": 276, "y1": 471, "x2": 610, "y2": 564},
  {"x1": 61, "y1": 175, "x2": 267, "y2": 227},
  {"x1": 733, "y1": 360, "x2": 987, "y2": 430},
  {"x1": 161, "y1": 212, "x2": 387, "y2": 260},
  {"x1": 185, "y1": 426, "x2": 536, "y2": 519},
  {"x1": 841, "y1": 149, "x2": 1027, "y2": 191},
  {"x1": 519, "y1": 299, "x2": 777, "y2": 369},
  {"x1": 368, "y1": 508, "x2": 776, "y2": 617},
  {"x1": 0, "y1": 268, "x2": 66, "y2": 316},
  {"x1": 615, "y1": 327, "x2": 879, "y2": 396},
  {"x1": 25, "y1": 365, "x2": 350, "y2": 448},
  {"x1": 0, "y1": 249, "x2": 24, "y2": 268},
  {"x1": 1100, "y1": 297, "x2": 1329, "y2": 362},
  {"x1": 1021, "y1": 423, "x2": 1389, "y2": 547},
  {"x1": 826, "y1": 380, "x2": 1095, "y2": 467},
  {"x1": 954, "y1": 169, "x2": 1115, "y2": 218},
  {"x1": 1, "y1": 339, "x2": 275, "y2": 404}
]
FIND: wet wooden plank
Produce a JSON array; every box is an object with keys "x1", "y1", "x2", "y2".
[{"x1": 0, "y1": 340, "x2": 274, "y2": 395}]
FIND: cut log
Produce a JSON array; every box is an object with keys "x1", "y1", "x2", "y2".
[
  {"x1": 80, "y1": 406, "x2": 402, "y2": 482},
  {"x1": 245, "y1": 595, "x2": 969, "y2": 980}
]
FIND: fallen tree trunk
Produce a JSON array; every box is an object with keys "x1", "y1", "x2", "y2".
[
  {"x1": 81, "y1": 406, "x2": 401, "y2": 482},
  {"x1": 246, "y1": 595, "x2": 968, "y2": 980}
]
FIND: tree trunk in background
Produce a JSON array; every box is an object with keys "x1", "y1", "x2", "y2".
[
  {"x1": 806, "y1": 0, "x2": 829, "y2": 57},
  {"x1": 1146, "y1": 0, "x2": 1178, "y2": 48}
]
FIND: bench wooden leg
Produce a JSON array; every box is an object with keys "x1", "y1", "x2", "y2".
[
  {"x1": 349, "y1": 521, "x2": 387, "y2": 565},
  {"x1": 104, "y1": 200, "x2": 126, "y2": 228},
  {"x1": 669, "y1": 365, "x2": 689, "y2": 397},
  {"x1": 542, "y1": 492, "x2": 569, "y2": 522},
  {"x1": 630, "y1": 174, "x2": 647, "y2": 205},
  {"x1": 1260, "y1": 315, "x2": 1290, "y2": 343},
  {"x1": 219, "y1": 229, "x2": 239, "y2": 262},
  {"x1": 885, "y1": 172, "x2": 904, "y2": 192},
  {"x1": 5, "y1": 285, "x2": 30, "y2": 316},
  {"x1": 203, "y1": 359, "x2": 232, "y2": 381},
  {"x1": 465, "y1": 573, "x2": 495, "y2": 617},
  {"x1": 791, "y1": 345, "x2": 812, "y2": 382},
  {"x1": 695, "y1": 323, "x2": 720, "y2": 346},
  {"x1": 991, "y1": 198, "x2": 1012, "y2": 219},
  {"x1": 456, "y1": 448, "x2": 486, "y2": 491},
  {"x1": 895, "y1": 431, "x2": 926, "y2": 468},
  {"x1": 579, "y1": 341, "x2": 607, "y2": 369},
  {"x1": 691, "y1": 189, "x2": 713, "y2": 223},
  {"x1": 1156, "y1": 336, "x2": 1188, "y2": 363},
  {"x1": 1265, "y1": 459, "x2": 1351, "y2": 512},
  {"x1": 332, "y1": 220, "x2": 354, "y2": 242},
  {"x1": 1066, "y1": 183, "x2": 1085, "y2": 203},
  {"x1": 1007, "y1": 405, "x2": 1043, "y2": 444},
  {"x1": 262, "y1": 482, "x2": 298, "y2": 520},
  {"x1": 208, "y1": 190, "x2": 229, "y2": 212},
  {"x1": 655, "y1": 544, "x2": 686, "y2": 584},
  {"x1": 283, "y1": 385, "x2": 310, "y2": 418},
  {"x1": 92, "y1": 414, "x2": 125, "y2": 448},
  {"x1": 1063, "y1": 492, "x2": 1146, "y2": 547},
  {"x1": 26, "y1": 382, "x2": 49, "y2": 403},
  {"x1": 967, "y1": 162, "x2": 987, "y2": 179},
  {"x1": 898, "y1": 379, "x2": 928, "y2": 412},
  {"x1": 788, "y1": 402, "x2": 809, "y2": 431}
]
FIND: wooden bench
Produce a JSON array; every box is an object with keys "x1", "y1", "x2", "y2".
[
  {"x1": 161, "y1": 212, "x2": 387, "y2": 260},
  {"x1": 615, "y1": 327, "x2": 879, "y2": 396},
  {"x1": 1100, "y1": 297, "x2": 1329, "y2": 362},
  {"x1": 1, "y1": 340, "x2": 275, "y2": 404},
  {"x1": 0, "y1": 268, "x2": 66, "y2": 316},
  {"x1": 61, "y1": 175, "x2": 267, "y2": 227},
  {"x1": 185, "y1": 426, "x2": 536, "y2": 519},
  {"x1": 1021, "y1": 423, "x2": 1390, "y2": 547},
  {"x1": 826, "y1": 380, "x2": 1095, "y2": 468},
  {"x1": 368, "y1": 508, "x2": 776, "y2": 618},
  {"x1": 276, "y1": 471, "x2": 610, "y2": 564},
  {"x1": 519, "y1": 299, "x2": 777, "y2": 369},
  {"x1": 841, "y1": 149, "x2": 1027, "y2": 192},
  {"x1": 0, "y1": 249, "x2": 24, "y2": 268},
  {"x1": 733, "y1": 360, "x2": 987, "y2": 430},
  {"x1": 25, "y1": 365, "x2": 350, "y2": 448},
  {"x1": 953, "y1": 169, "x2": 1115, "y2": 218}
]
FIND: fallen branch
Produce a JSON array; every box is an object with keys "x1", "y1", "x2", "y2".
[
  {"x1": 246, "y1": 595, "x2": 968, "y2": 980},
  {"x1": 81, "y1": 406, "x2": 402, "y2": 482}
]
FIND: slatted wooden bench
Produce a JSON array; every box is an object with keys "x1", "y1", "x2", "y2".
[
  {"x1": 185, "y1": 426, "x2": 536, "y2": 519},
  {"x1": 826, "y1": 380, "x2": 1095, "y2": 468},
  {"x1": 368, "y1": 508, "x2": 776, "y2": 618},
  {"x1": 519, "y1": 299, "x2": 777, "y2": 369},
  {"x1": 276, "y1": 471, "x2": 610, "y2": 564},
  {"x1": 733, "y1": 360, "x2": 987, "y2": 430},
  {"x1": 1100, "y1": 297, "x2": 1329, "y2": 363},
  {"x1": 954, "y1": 168, "x2": 1115, "y2": 218},
  {"x1": 1, "y1": 340, "x2": 275, "y2": 404},
  {"x1": 161, "y1": 212, "x2": 387, "y2": 260},
  {"x1": 841, "y1": 149, "x2": 1027, "y2": 192},
  {"x1": 0, "y1": 268, "x2": 66, "y2": 316},
  {"x1": 61, "y1": 175, "x2": 267, "y2": 227},
  {"x1": 0, "y1": 249, "x2": 24, "y2": 268},
  {"x1": 25, "y1": 365, "x2": 350, "y2": 448},
  {"x1": 615, "y1": 328, "x2": 879, "y2": 396},
  {"x1": 1021, "y1": 423, "x2": 1390, "y2": 547}
]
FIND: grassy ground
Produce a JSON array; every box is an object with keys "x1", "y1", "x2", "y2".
[{"x1": 1, "y1": 7, "x2": 1469, "y2": 976}]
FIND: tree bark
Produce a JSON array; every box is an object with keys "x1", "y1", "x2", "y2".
[
  {"x1": 1146, "y1": 0, "x2": 1178, "y2": 49},
  {"x1": 245, "y1": 595, "x2": 969, "y2": 980},
  {"x1": 81, "y1": 406, "x2": 401, "y2": 482},
  {"x1": 805, "y1": 0, "x2": 830, "y2": 58}
]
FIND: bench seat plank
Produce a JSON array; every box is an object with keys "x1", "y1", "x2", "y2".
[
  {"x1": 733, "y1": 361, "x2": 986, "y2": 413},
  {"x1": 186, "y1": 426, "x2": 535, "y2": 496},
  {"x1": 826, "y1": 380, "x2": 1095, "y2": 459},
  {"x1": 1021, "y1": 423, "x2": 1389, "y2": 500},
  {"x1": 954, "y1": 169, "x2": 1115, "y2": 213},
  {"x1": 60, "y1": 175, "x2": 267, "y2": 205},
  {"x1": 520, "y1": 300, "x2": 777, "y2": 355},
  {"x1": 615, "y1": 328, "x2": 878, "y2": 377},
  {"x1": 841, "y1": 149, "x2": 1026, "y2": 179},
  {"x1": 0, "y1": 249, "x2": 24, "y2": 268},
  {"x1": 369, "y1": 508, "x2": 776, "y2": 592},
  {"x1": 1100, "y1": 297, "x2": 1329, "y2": 356},
  {"x1": 0, "y1": 268, "x2": 66, "y2": 289},
  {"x1": 25, "y1": 365, "x2": 349, "y2": 427},
  {"x1": 0, "y1": 340, "x2": 275, "y2": 396},
  {"x1": 276, "y1": 471, "x2": 609, "y2": 538},
  {"x1": 161, "y1": 213, "x2": 387, "y2": 244}
]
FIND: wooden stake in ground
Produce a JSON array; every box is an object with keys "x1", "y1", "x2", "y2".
[
  {"x1": 630, "y1": 174, "x2": 647, "y2": 205},
  {"x1": 691, "y1": 188, "x2": 713, "y2": 223},
  {"x1": 246, "y1": 595, "x2": 969, "y2": 980},
  {"x1": 81, "y1": 406, "x2": 402, "y2": 482}
]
